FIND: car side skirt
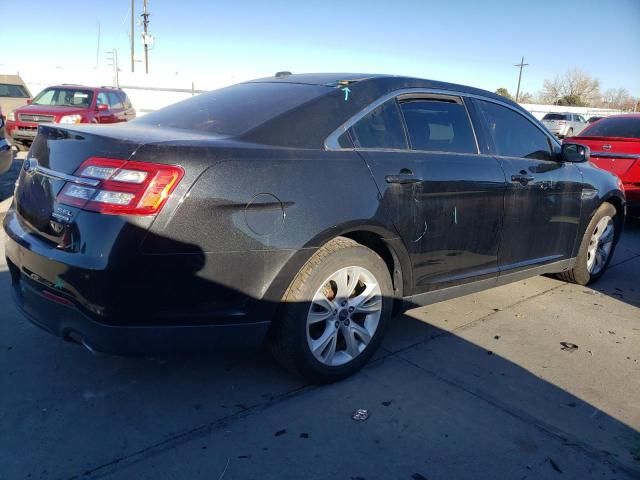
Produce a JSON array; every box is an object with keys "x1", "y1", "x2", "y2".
[{"x1": 405, "y1": 258, "x2": 576, "y2": 310}]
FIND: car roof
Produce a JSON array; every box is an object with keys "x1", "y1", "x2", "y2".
[{"x1": 248, "y1": 72, "x2": 520, "y2": 108}]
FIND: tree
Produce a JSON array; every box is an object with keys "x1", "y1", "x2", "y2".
[
  {"x1": 495, "y1": 88, "x2": 512, "y2": 100},
  {"x1": 517, "y1": 91, "x2": 533, "y2": 103},
  {"x1": 539, "y1": 68, "x2": 601, "y2": 106},
  {"x1": 602, "y1": 88, "x2": 632, "y2": 109}
]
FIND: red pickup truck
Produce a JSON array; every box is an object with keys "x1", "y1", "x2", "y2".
[{"x1": 6, "y1": 85, "x2": 135, "y2": 149}]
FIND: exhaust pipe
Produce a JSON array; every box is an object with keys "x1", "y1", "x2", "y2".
[{"x1": 67, "y1": 331, "x2": 105, "y2": 358}]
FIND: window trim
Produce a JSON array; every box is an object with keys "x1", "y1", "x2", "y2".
[{"x1": 324, "y1": 87, "x2": 560, "y2": 153}]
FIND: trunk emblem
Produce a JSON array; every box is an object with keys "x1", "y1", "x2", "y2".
[{"x1": 602, "y1": 144, "x2": 612, "y2": 151}]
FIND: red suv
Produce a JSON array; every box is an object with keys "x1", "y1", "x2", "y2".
[{"x1": 6, "y1": 85, "x2": 135, "y2": 149}]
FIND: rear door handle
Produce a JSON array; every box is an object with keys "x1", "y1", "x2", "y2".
[
  {"x1": 511, "y1": 174, "x2": 535, "y2": 185},
  {"x1": 385, "y1": 174, "x2": 422, "y2": 184}
]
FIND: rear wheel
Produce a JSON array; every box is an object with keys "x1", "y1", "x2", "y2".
[
  {"x1": 268, "y1": 237, "x2": 393, "y2": 383},
  {"x1": 557, "y1": 203, "x2": 618, "y2": 285}
]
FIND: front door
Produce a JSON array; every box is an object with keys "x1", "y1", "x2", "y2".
[
  {"x1": 471, "y1": 99, "x2": 583, "y2": 272},
  {"x1": 348, "y1": 94, "x2": 506, "y2": 294}
]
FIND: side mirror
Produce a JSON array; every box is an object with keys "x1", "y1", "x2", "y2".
[
  {"x1": 561, "y1": 143, "x2": 590, "y2": 163},
  {"x1": 96, "y1": 103, "x2": 109, "y2": 112},
  {"x1": 26, "y1": 99, "x2": 32, "y2": 105}
]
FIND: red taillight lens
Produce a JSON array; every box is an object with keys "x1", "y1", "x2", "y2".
[{"x1": 57, "y1": 157, "x2": 184, "y2": 215}]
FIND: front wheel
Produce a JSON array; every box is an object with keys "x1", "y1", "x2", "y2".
[
  {"x1": 268, "y1": 237, "x2": 393, "y2": 383},
  {"x1": 557, "y1": 203, "x2": 618, "y2": 285}
]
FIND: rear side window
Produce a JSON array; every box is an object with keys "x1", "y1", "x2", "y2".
[
  {"x1": 107, "y1": 92, "x2": 124, "y2": 109},
  {"x1": 136, "y1": 82, "x2": 330, "y2": 136},
  {"x1": 581, "y1": 116, "x2": 640, "y2": 139},
  {"x1": 121, "y1": 93, "x2": 133, "y2": 109},
  {"x1": 475, "y1": 100, "x2": 552, "y2": 161},
  {"x1": 350, "y1": 100, "x2": 407, "y2": 149},
  {"x1": 0, "y1": 83, "x2": 29, "y2": 98},
  {"x1": 399, "y1": 100, "x2": 476, "y2": 153}
]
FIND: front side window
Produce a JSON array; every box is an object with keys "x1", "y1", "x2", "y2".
[
  {"x1": 476, "y1": 100, "x2": 552, "y2": 161},
  {"x1": 399, "y1": 100, "x2": 476, "y2": 153},
  {"x1": 350, "y1": 100, "x2": 407, "y2": 149},
  {"x1": 32, "y1": 88, "x2": 94, "y2": 108}
]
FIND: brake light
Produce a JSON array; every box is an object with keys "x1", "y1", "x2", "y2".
[{"x1": 57, "y1": 157, "x2": 184, "y2": 215}]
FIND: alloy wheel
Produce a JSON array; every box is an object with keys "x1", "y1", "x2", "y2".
[
  {"x1": 306, "y1": 266, "x2": 382, "y2": 366},
  {"x1": 587, "y1": 215, "x2": 614, "y2": 275}
]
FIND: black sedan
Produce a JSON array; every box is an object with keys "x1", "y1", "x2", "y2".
[{"x1": 3, "y1": 73, "x2": 625, "y2": 382}]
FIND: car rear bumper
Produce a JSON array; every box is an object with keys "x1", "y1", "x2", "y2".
[
  {"x1": 2, "y1": 207, "x2": 293, "y2": 354},
  {"x1": 6, "y1": 121, "x2": 39, "y2": 142},
  {"x1": 5, "y1": 254, "x2": 270, "y2": 354}
]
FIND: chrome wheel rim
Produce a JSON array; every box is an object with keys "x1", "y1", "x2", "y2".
[
  {"x1": 306, "y1": 266, "x2": 382, "y2": 367},
  {"x1": 587, "y1": 215, "x2": 614, "y2": 275}
]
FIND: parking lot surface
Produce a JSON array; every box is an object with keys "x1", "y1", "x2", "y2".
[{"x1": 1, "y1": 214, "x2": 639, "y2": 479}]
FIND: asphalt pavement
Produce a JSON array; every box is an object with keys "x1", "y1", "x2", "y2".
[{"x1": 0, "y1": 196, "x2": 639, "y2": 479}]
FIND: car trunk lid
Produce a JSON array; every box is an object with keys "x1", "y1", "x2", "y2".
[{"x1": 575, "y1": 136, "x2": 640, "y2": 182}]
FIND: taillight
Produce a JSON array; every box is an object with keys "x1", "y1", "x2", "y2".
[{"x1": 57, "y1": 157, "x2": 184, "y2": 215}]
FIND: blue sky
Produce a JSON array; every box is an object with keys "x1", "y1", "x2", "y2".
[{"x1": 1, "y1": 0, "x2": 639, "y2": 96}]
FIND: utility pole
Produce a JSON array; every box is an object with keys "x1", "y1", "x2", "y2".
[
  {"x1": 141, "y1": 0, "x2": 150, "y2": 74},
  {"x1": 106, "y1": 49, "x2": 120, "y2": 87},
  {"x1": 96, "y1": 22, "x2": 101, "y2": 68},
  {"x1": 513, "y1": 56, "x2": 529, "y2": 103},
  {"x1": 130, "y1": 0, "x2": 135, "y2": 72}
]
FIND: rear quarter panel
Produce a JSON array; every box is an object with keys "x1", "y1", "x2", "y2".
[{"x1": 142, "y1": 147, "x2": 404, "y2": 304}]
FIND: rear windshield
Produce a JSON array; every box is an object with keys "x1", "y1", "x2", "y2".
[
  {"x1": 32, "y1": 88, "x2": 94, "y2": 107},
  {"x1": 0, "y1": 83, "x2": 29, "y2": 98},
  {"x1": 135, "y1": 82, "x2": 330, "y2": 136},
  {"x1": 581, "y1": 116, "x2": 640, "y2": 139},
  {"x1": 542, "y1": 113, "x2": 568, "y2": 120}
]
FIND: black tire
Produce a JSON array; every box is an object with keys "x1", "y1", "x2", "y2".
[
  {"x1": 556, "y1": 202, "x2": 618, "y2": 285},
  {"x1": 268, "y1": 236, "x2": 393, "y2": 383}
]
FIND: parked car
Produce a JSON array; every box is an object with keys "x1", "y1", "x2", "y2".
[
  {"x1": 587, "y1": 116, "x2": 604, "y2": 124},
  {"x1": 0, "y1": 74, "x2": 32, "y2": 119},
  {"x1": 541, "y1": 112, "x2": 587, "y2": 138},
  {"x1": 6, "y1": 85, "x2": 135, "y2": 150},
  {"x1": 0, "y1": 106, "x2": 12, "y2": 174},
  {"x1": 571, "y1": 113, "x2": 640, "y2": 215},
  {"x1": 3, "y1": 74, "x2": 625, "y2": 382}
]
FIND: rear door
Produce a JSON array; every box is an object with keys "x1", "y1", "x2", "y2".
[
  {"x1": 470, "y1": 98, "x2": 583, "y2": 272},
  {"x1": 347, "y1": 92, "x2": 506, "y2": 294}
]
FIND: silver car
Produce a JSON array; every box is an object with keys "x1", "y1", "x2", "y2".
[{"x1": 541, "y1": 112, "x2": 587, "y2": 138}]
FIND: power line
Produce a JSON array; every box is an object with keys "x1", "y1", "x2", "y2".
[{"x1": 514, "y1": 56, "x2": 529, "y2": 103}]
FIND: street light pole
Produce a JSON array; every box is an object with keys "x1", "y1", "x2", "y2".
[{"x1": 514, "y1": 56, "x2": 529, "y2": 103}]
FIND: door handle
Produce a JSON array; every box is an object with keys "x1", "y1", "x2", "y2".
[
  {"x1": 511, "y1": 174, "x2": 535, "y2": 185},
  {"x1": 385, "y1": 174, "x2": 422, "y2": 184}
]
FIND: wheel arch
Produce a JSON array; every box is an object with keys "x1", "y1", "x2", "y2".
[{"x1": 261, "y1": 222, "x2": 412, "y2": 311}]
